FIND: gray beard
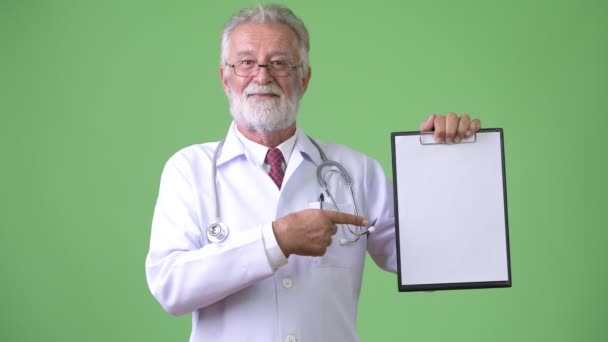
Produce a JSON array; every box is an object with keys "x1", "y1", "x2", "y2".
[{"x1": 228, "y1": 82, "x2": 300, "y2": 134}]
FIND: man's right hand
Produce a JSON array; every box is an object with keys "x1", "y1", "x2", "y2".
[{"x1": 272, "y1": 209, "x2": 369, "y2": 257}]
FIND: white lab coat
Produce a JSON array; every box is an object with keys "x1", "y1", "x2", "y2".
[{"x1": 146, "y1": 123, "x2": 397, "y2": 342}]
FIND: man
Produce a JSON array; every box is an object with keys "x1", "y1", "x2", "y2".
[{"x1": 145, "y1": 4, "x2": 481, "y2": 342}]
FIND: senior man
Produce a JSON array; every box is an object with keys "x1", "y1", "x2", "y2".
[{"x1": 146, "y1": 4, "x2": 481, "y2": 342}]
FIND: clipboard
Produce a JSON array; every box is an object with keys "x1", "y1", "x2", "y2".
[{"x1": 391, "y1": 128, "x2": 511, "y2": 292}]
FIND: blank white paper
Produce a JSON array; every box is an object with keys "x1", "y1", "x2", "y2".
[{"x1": 394, "y1": 131, "x2": 509, "y2": 286}]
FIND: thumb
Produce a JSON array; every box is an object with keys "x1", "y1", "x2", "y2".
[{"x1": 420, "y1": 114, "x2": 436, "y2": 132}]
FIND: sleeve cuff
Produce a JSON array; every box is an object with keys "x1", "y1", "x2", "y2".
[{"x1": 261, "y1": 223, "x2": 288, "y2": 271}]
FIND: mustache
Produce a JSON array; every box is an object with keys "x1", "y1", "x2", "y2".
[{"x1": 243, "y1": 83, "x2": 283, "y2": 97}]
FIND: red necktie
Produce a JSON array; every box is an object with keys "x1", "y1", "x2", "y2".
[{"x1": 265, "y1": 148, "x2": 285, "y2": 189}]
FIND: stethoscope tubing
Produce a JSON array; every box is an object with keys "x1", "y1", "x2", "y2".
[{"x1": 207, "y1": 135, "x2": 372, "y2": 244}]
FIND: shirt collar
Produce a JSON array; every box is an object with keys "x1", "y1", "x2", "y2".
[
  {"x1": 234, "y1": 124, "x2": 297, "y2": 169},
  {"x1": 217, "y1": 121, "x2": 310, "y2": 168}
]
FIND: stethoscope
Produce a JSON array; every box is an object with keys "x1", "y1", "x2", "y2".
[{"x1": 207, "y1": 136, "x2": 375, "y2": 246}]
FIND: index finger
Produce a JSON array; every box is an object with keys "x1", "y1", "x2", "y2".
[{"x1": 324, "y1": 210, "x2": 369, "y2": 227}]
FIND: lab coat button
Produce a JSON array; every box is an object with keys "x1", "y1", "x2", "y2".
[
  {"x1": 282, "y1": 278, "x2": 293, "y2": 289},
  {"x1": 285, "y1": 335, "x2": 297, "y2": 342}
]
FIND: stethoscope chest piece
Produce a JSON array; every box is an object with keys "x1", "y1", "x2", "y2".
[{"x1": 207, "y1": 222, "x2": 229, "y2": 243}]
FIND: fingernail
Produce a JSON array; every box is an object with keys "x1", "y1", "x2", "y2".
[
  {"x1": 465, "y1": 130, "x2": 472, "y2": 137},
  {"x1": 455, "y1": 136, "x2": 462, "y2": 143},
  {"x1": 362, "y1": 219, "x2": 369, "y2": 226},
  {"x1": 446, "y1": 138, "x2": 453, "y2": 144}
]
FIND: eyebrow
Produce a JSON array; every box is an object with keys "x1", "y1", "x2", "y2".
[
  {"x1": 234, "y1": 50, "x2": 292, "y2": 60},
  {"x1": 234, "y1": 50, "x2": 255, "y2": 59}
]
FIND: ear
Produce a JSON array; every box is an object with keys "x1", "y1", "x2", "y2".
[
  {"x1": 299, "y1": 67, "x2": 312, "y2": 96},
  {"x1": 220, "y1": 66, "x2": 230, "y2": 97}
]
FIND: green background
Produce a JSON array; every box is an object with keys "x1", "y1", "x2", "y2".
[{"x1": 2, "y1": 0, "x2": 607, "y2": 341}]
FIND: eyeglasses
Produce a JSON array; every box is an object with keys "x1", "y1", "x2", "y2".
[{"x1": 227, "y1": 60, "x2": 299, "y2": 77}]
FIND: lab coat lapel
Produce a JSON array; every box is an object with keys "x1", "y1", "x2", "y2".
[
  {"x1": 277, "y1": 128, "x2": 325, "y2": 218},
  {"x1": 283, "y1": 127, "x2": 323, "y2": 188},
  {"x1": 216, "y1": 122, "x2": 246, "y2": 167}
]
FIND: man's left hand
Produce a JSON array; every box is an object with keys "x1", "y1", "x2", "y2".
[{"x1": 420, "y1": 113, "x2": 481, "y2": 144}]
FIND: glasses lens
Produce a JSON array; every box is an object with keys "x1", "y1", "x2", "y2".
[
  {"x1": 269, "y1": 61, "x2": 290, "y2": 77},
  {"x1": 235, "y1": 62, "x2": 257, "y2": 77},
  {"x1": 269, "y1": 68, "x2": 289, "y2": 77}
]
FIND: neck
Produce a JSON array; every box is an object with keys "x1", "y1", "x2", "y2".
[{"x1": 236, "y1": 123, "x2": 297, "y2": 148}]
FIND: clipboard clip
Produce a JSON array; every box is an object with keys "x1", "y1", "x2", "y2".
[{"x1": 419, "y1": 131, "x2": 477, "y2": 145}]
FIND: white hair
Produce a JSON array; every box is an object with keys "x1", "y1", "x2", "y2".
[{"x1": 220, "y1": 4, "x2": 310, "y2": 77}]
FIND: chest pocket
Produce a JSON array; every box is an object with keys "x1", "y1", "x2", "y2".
[{"x1": 313, "y1": 201, "x2": 367, "y2": 269}]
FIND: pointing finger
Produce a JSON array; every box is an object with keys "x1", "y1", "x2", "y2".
[{"x1": 324, "y1": 210, "x2": 369, "y2": 227}]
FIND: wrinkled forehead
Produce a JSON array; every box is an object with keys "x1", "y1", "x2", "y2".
[{"x1": 228, "y1": 22, "x2": 300, "y2": 60}]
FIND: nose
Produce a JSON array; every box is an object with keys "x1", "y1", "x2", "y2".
[{"x1": 253, "y1": 64, "x2": 273, "y2": 84}]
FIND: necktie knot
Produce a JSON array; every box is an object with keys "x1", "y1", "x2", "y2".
[{"x1": 265, "y1": 148, "x2": 285, "y2": 189}]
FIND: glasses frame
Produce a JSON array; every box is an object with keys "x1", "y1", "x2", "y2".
[{"x1": 226, "y1": 60, "x2": 300, "y2": 78}]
